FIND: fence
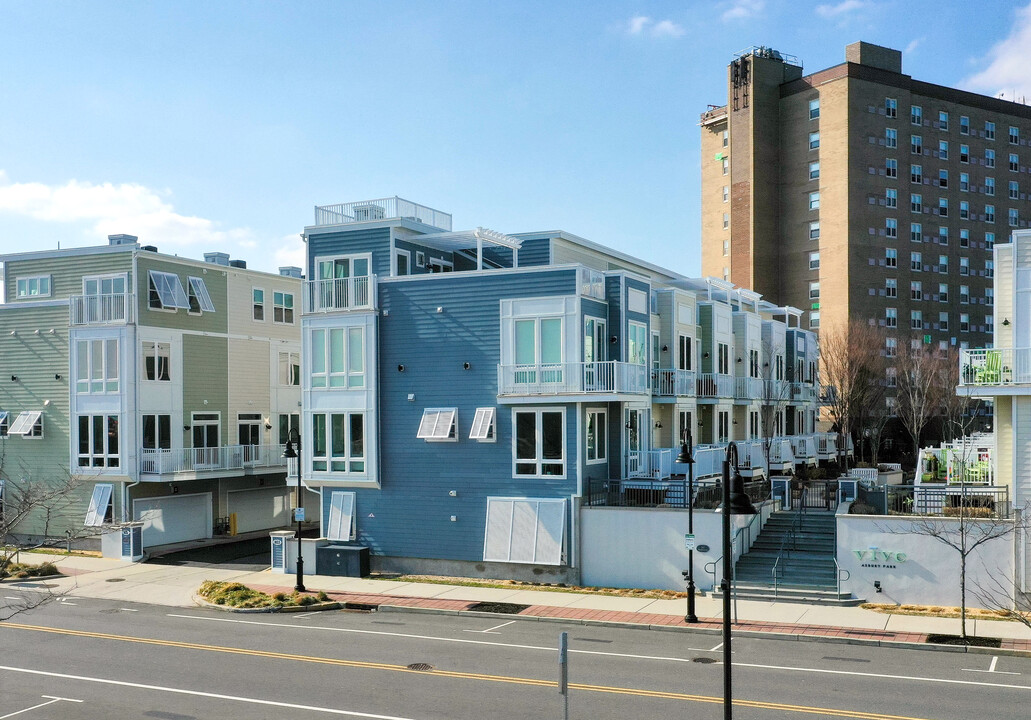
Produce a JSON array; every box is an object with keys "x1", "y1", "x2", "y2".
[{"x1": 857, "y1": 484, "x2": 1011, "y2": 518}]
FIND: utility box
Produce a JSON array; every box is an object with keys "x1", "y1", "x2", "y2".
[
  {"x1": 269, "y1": 531, "x2": 294, "y2": 573},
  {"x1": 316, "y1": 545, "x2": 370, "y2": 577},
  {"x1": 100, "y1": 522, "x2": 144, "y2": 561}
]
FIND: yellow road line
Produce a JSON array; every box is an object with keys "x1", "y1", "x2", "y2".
[{"x1": 2, "y1": 622, "x2": 936, "y2": 720}]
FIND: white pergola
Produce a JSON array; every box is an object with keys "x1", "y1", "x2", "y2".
[{"x1": 412, "y1": 226, "x2": 522, "y2": 270}]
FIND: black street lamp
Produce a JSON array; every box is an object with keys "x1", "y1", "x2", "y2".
[
  {"x1": 282, "y1": 428, "x2": 306, "y2": 593},
  {"x1": 721, "y1": 442, "x2": 757, "y2": 720},
  {"x1": 675, "y1": 430, "x2": 698, "y2": 623}
]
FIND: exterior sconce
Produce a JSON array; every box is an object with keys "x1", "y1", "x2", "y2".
[
  {"x1": 10, "y1": 375, "x2": 17, "y2": 382},
  {"x1": 703, "y1": 352, "x2": 710, "y2": 358},
  {"x1": 610, "y1": 335, "x2": 618, "y2": 344},
  {"x1": 736, "y1": 358, "x2": 743, "y2": 363},
  {"x1": 654, "y1": 421, "x2": 662, "y2": 429},
  {"x1": 1003, "y1": 318, "x2": 1011, "y2": 326},
  {"x1": 398, "y1": 364, "x2": 405, "y2": 372},
  {"x1": 463, "y1": 362, "x2": 471, "y2": 370},
  {"x1": 662, "y1": 345, "x2": 669, "y2": 352},
  {"x1": 54, "y1": 374, "x2": 62, "y2": 380}
]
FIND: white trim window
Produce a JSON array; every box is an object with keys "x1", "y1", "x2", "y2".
[
  {"x1": 273, "y1": 291, "x2": 295, "y2": 324},
  {"x1": 148, "y1": 271, "x2": 190, "y2": 310},
  {"x1": 483, "y1": 497, "x2": 566, "y2": 565},
  {"x1": 142, "y1": 414, "x2": 172, "y2": 450},
  {"x1": 417, "y1": 408, "x2": 457, "y2": 442},
  {"x1": 514, "y1": 316, "x2": 563, "y2": 380},
  {"x1": 84, "y1": 483, "x2": 113, "y2": 527},
  {"x1": 253, "y1": 288, "x2": 265, "y2": 321},
  {"x1": 310, "y1": 327, "x2": 364, "y2": 389},
  {"x1": 187, "y1": 277, "x2": 216, "y2": 314},
  {"x1": 513, "y1": 408, "x2": 565, "y2": 477},
  {"x1": 16, "y1": 275, "x2": 51, "y2": 299},
  {"x1": 77, "y1": 414, "x2": 120, "y2": 468},
  {"x1": 324, "y1": 490, "x2": 356, "y2": 541},
  {"x1": 9, "y1": 411, "x2": 43, "y2": 438},
  {"x1": 394, "y1": 248, "x2": 411, "y2": 276},
  {"x1": 312, "y1": 412, "x2": 365, "y2": 473},
  {"x1": 0, "y1": 411, "x2": 7, "y2": 437},
  {"x1": 586, "y1": 409, "x2": 606, "y2": 464},
  {"x1": 627, "y1": 321, "x2": 647, "y2": 365},
  {"x1": 470, "y1": 407, "x2": 496, "y2": 442},
  {"x1": 142, "y1": 341, "x2": 171, "y2": 381},
  {"x1": 279, "y1": 351, "x2": 300, "y2": 386},
  {"x1": 76, "y1": 338, "x2": 119, "y2": 394}
]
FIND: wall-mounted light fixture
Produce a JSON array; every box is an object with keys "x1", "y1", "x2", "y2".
[
  {"x1": 54, "y1": 374, "x2": 62, "y2": 380},
  {"x1": 662, "y1": 345, "x2": 669, "y2": 352},
  {"x1": 654, "y1": 421, "x2": 663, "y2": 429},
  {"x1": 183, "y1": 425, "x2": 190, "y2": 431},
  {"x1": 610, "y1": 335, "x2": 618, "y2": 344},
  {"x1": 1003, "y1": 318, "x2": 1011, "y2": 326},
  {"x1": 436, "y1": 306, "x2": 444, "y2": 313},
  {"x1": 397, "y1": 364, "x2": 405, "y2": 372},
  {"x1": 10, "y1": 375, "x2": 17, "y2": 382},
  {"x1": 703, "y1": 352, "x2": 710, "y2": 358},
  {"x1": 463, "y1": 362, "x2": 471, "y2": 370},
  {"x1": 736, "y1": 357, "x2": 743, "y2": 363}
]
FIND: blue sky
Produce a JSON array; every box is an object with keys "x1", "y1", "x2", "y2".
[{"x1": 2, "y1": 0, "x2": 1030, "y2": 280}]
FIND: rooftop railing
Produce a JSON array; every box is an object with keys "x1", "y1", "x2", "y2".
[
  {"x1": 578, "y1": 267, "x2": 605, "y2": 300},
  {"x1": 70, "y1": 293, "x2": 134, "y2": 325},
  {"x1": 313, "y1": 197, "x2": 452, "y2": 231}
]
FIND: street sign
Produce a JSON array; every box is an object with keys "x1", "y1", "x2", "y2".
[
  {"x1": 685, "y1": 533, "x2": 696, "y2": 550},
  {"x1": 294, "y1": 507, "x2": 305, "y2": 522}
]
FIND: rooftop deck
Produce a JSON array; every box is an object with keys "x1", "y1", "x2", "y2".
[{"x1": 313, "y1": 197, "x2": 452, "y2": 232}]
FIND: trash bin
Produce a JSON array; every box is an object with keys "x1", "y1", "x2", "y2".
[{"x1": 316, "y1": 545, "x2": 370, "y2": 577}]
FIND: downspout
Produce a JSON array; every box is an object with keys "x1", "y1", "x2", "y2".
[{"x1": 124, "y1": 247, "x2": 141, "y2": 522}]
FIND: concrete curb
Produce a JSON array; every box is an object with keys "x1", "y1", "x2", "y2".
[{"x1": 376, "y1": 603, "x2": 1031, "y2": 657}]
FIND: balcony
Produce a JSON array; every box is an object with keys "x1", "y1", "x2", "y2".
[
  {"x1": 959, "y1": 348, "x2": 1029, "y2": 387},
  {"x1": 497, "y1": 361, "x2": 649, "y2": 396},
  {"x1": 695, "y1": 373, "x2": 734, "y2": 399},
  {"x1": 578, "y1": 267, "x2": 605, "y2": 301},
  {"x1": 652, "y1": 368, "x2": 696, "y2": 396},
  {"x1": 69, "y1": 293, "x2": 134, "y2": 325},
  {"x1": 313, "y1": 197, "x2": 452, "y2": 232},
  {"x1": 627, "y1": 449, "x2": 673, "y2": 480},
  {"x1": 303, "y1": 276, "x2": 377, "y2": 313},
  {"x1": 734, "y1": 377, "x2": 764, "y2": 401},
  {"x1": 140, "y1": 444, "x2": 286, "y2": 477},
  {"x1": 789, "y1": 382, "x2": 817, "y2": 402}
]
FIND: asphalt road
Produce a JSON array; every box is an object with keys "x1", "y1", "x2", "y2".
[{"x1": 1, "y1": 592, "x2": 1030, "y2": 720}]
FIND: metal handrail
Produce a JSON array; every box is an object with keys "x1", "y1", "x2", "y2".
[
  {"x1": 833, "y1": 557, "x2": 850, "y2": 597},
  {"x1": 705, "y1": 559, "x2": 720, "y2": 592},
  {"x1": 770, "y1": 510, "x2": 803, "y2": 599}
]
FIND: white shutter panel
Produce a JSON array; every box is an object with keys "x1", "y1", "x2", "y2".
[
  {"x1": 84, "y1": 484, "x2": 113, "y2": 527},
  {"x1": 483, "y1": 499, "x2": 514, "y2": 562},
  {"x1": 533, "y1": 501, "x2": 566, "y2": 565},
  {"x1": 326, "y1": 491, "x2": 355, "y2": 541},
  {"x1": 509, "y1": 501, "x2": 538, "y2": 563}
]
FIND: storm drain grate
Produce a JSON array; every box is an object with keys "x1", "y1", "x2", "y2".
[
  {"x1": 692, "y1": 657, "x2": 718, "y2": 664},
  {"x1": 406, "y1": 663, "x2": 434, "y2": 671}
]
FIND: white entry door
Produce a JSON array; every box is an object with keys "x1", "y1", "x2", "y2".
[{"x1": 134, "y1": 493, "x2": 212, "y2": 547}]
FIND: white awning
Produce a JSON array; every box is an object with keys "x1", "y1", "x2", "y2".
[
  {"x1": 84, "y1": 483, "x2": 113, "y2": 527},
  {"x1": 483, "y1": 497, "x2": 566, "y2": 565},
  {"x1": 148, "y1": 271, "x2": 190, "y2": 309},
  {"x1": 8, "y1": 411, "x2": 42, "y2": 436}
]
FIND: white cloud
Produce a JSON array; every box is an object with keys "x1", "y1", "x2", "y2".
[
  {"x1": 0, "y1": 172, "x2": 256, "y2": 251},
  {"x1": 815, "y1": 0, "x2": 870, "y2": 18},
  {"x1": 721, "y1": 0, "x2": 765, "y2": 21},
  {"x1": 905, "y1": 37, "x2": 922, "y2": 55},
  {"x1": 962, "y1": 3, "x2": 1031, "y2": 101},
  {"x1": 625, "y1": 15, "x2": 685, "y2": 37},
  {"x1": 273, "y1": 234, "x2": 305, "y2": 271}
]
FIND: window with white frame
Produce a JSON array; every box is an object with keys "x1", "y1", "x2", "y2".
[
  {"x1": 809, "y1": 311, "x2": 820, "y2": 329},
  {"x1": 273, "y1": 291, "x2": 294, "y2": 323},
  {"x1": 809, "y1": 251, "x2": 820, "y2": 270},
  {"x1": 77, "y1": 415, "x2": 119, "y2": 467},
  {"x1": 278, "y1": 413, "x2": 300, "y2": 445},
  {"x1": 886, "y1": 158, "x2": 897, "y2": 177},
  {"x1": 885, "y1": 248, "x2": 897, "y2": 267},
  {"x1": 960, "y1": 313, "x2": 970, "y2": 332},
  {"x1": 809, "y1": 98, "x2": 820, "y2": 119},
  {"x1": 16, "y1": 275, "x2": 51, "y2": 299},
  {"x1": 142, "y1": 341, "x2": 171, "y2": 381},
  {"x1": 911, "y1": 281, "x2": 922, "y2": 300},
  {"x1": 279, "y1": 351, "x2": 300, "y2": 386},
  {"x1": 417, "y1": 408, "x2": 457, "y2": 442},
  {"x1": 722, "y1": 158, "x2": 729, "y2": 175},
  {"x1": 960, "y1": 144, "x2": 969, "y2": 163},
  {"x1": 910, "y1": 223, "x2": 922, "y2": 243},
  {"x1": 1010, "y1": 180, "x2": 1020, "y2": 200},
  {"x1": 586, "y1": 409, "x2": 606, "y2": 463},
  {"x1": 310, "y1": 327, "x2": 364, "y2": 389},
  {"x1": 717, "y1": 411, "x2": 730, "y2": 442},
  {"x1": 985, "y1": 121, "x2": 996, "y2": 140},
  {"x1": 911, "y1": 164, "x2": 922, "y2": 183},
  {"x1": 885, "y1": 278, "x2": 897, "y2": 297},
  {"x1": 939, "y1": 226, "x2": 948, "y2": 244},
  {"x1": 1010, "y1": 208, "x2": 1019, "y2": 227},
  {"x1": 147, "y1": 271, "x2": 189, "y2": 310},
  {"x1": 986, "y1": 204, "x2": 996, "y2": 223},
  {"x1": 911, "y1": 105, "x2": 922, "y2": 125},
  {"x1": 960, "y1": 285, "x2": 969, "y2": 304},
  {"x1": 886, "y1": 367, "x2": 897, "y2": 387},
  {"x1": 513, "y1": 408, "x2": 565, "y2": 477},
  {"x1": 986, "y1": 287, "x2": 994, "y2": 305},
  {"x1": 8, "y1": 411, "x2": 43, "y2": 438},
  {"x1": 470, "y1": 407, "x2": 496, "y2": 442},
  {"x1": 911, "y1": 135, "x2": 922, "y2": 154},
  {"x1": 809, "y1": 221, "x2": 820, "y2": 240},
  {"x1": 252, "y1": 288, "x2": 265, "y2": 321},
  {"x1": 142, "y1": 414, "x2": 172, "y2": 450},
  {"x1": 678, "y1": 334, "x2": 692, "y2": 371},
  {"x1": 809, "y1": 281, "x2": 820, "y2": 299},
  {"x1": 939, "y1": 312, "x2": 949, "y2": 331},
  {"x1": 886, "y1": 218, "x2": 898, "y2": 237},
  {"x1": 416, "y1": 251, "x2": 426, "y2": 268},
  {"x1": 911, "y1": 193, "x2": 922, "y2": 213},
  {"x1": 515, "y1": 316, "x2": 564, "y2": 378},
  {"x1": 885, "y1": 307, "x2": 897, "y2": 328},
  {"x1": 483, "y1": 497, "x2": 566, "y2": 565},
  {"x1": 986, "y1": 177, "x2": 996, "y2": 196},
  {"x1": 960, "y1": 115, "x2": 969, "y2": 134},
  {"x1": 938, "y1": 255, "x2": 947, "y2": 273},
  {"x1": 939, "y1": 283, "x2": 948, "y2": 302},
  {"x1": 808, "y1": 192, "x2": 820, "y2": 210},
  {"x1": 885, "y1": 98, "x2": 897, "y2": 118},
  {"x1": 809, "y1": 131, "x2": 820, "y2": 149},
  {"x1": 959, "y1": 257, "x2": 969, "y2": 275},
  {"x1": 809, "y1": 161, "x2": 820, "y2": 180},
  {"x1": 939, "y1": 140, "x2": 948, "y2": 160},
  {"x1": 885, "y1": 337, "x2": 897, "y2": 357},
  {"x1": 312, "y1": 412, "x2": 365, "y2": 472},
  {"x1": 986, "y1": 260, "x2": 994, "y2": 278},
  {"x1": 84, "y1": 483, "x2": 113, "y2": 527},
  {"x1": 911, "y1": 310, "x2": 923, "y2": 329},
  {"x1": 75, "y1": 338, "x2": 119, "y2": 393},
  {"x1": 886, "y1": 188, "x2": 897, "y2": 207},
  {"x1": 717, "y1": 342, "x2": 730, "y2": 374},
  {"x1": 960, "y1": 172, "x2": 969, "y2": 191},
  {"x1": 627, "y1": 322, "x2": 647, "y2": 365},
  {"x1": 885, "y1": 128, "x2": 897, "y2": 148},
  {"x1": 987, "y1": 315, "x2": 994, "y2": 332},
  {"x1": 910, "y1": 252, "x2": 922, "y2": 271},
  {"x1": 1010, "y1": 126, "x2": 1020, "y2": 144},
  {"x1": 722, "y1": 185, "x2": 729, "y2": 202},
  {"x1": 939, "y1": 169, "x2": 948, "y2": 188},
  {"x1": 960, "y1": 202, "x2": 970, "y2": 220},
  {"x1": 187, "y1": 277, "x2": 215, "y2": 314},
  {"x1": 986, "y1": 149, "x2": 995, "y2": 168}
]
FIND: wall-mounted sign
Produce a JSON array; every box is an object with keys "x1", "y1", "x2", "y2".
[
  {"x1": 853, "y1": 549, "x2": 907, "y2": 568},
  {"x1": 697, "y1": 544, "x2": 711, "y2": 553}
]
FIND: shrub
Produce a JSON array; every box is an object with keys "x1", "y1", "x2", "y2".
[
  {"x1": 849, "y1": 502, "x2": 880, "y2": 515},
  {"x1": 316, "y1": 590, "x2": 330, "y2": 602}
]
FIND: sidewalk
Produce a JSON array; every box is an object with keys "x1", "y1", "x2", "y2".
[{"x1": 12, "y1": 552, "x2": 1031, "y2": 655}]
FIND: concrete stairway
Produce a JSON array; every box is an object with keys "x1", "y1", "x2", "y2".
[{"x1": 716, "y1": 510, "x2": 862, "y2": 605}]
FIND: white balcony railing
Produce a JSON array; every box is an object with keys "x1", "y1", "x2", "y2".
[
  {"x1": 652, "y1": 368, "x2": 696, "y2": 396},
  {"x1": 734, "y1": 377, "x2": 764, "y2": 400},
  {"x1": 695, "y1": 373, "x2": 735, "y2": 398},
  {"x1": 578, "y1": 267, "x2": 605, "y2": 300},
  {"x1": 69, "y1": 293, "x2": 134, "y2": 325},
  {"x1": 314, "y1": 197, "x2": 452, "y2": 231},
  {"x1": 242, "y1": 444, "x2": 288, "y2": 468},
  {"x1": 627, "y1": 449, "x2": 673, "y2": 479},
  {"x1": 767, "y1": 437, "x2": 796, "y2": 466},
  {"x1": 497, "y1": 361, "x2": 649, "y2": 396},
  {"x1": 304, "y1": 276, "x2": 376, "y2": 313},
  {"x1": 960, "y1": 348, "x2": 1031, "y2": 386},
  {"x1": 790, "y1": 435, "x2": 817, "y2": 464},
  {"x1": 814, "y1": 433, "x2": 839, "y2": 459},
  {"x1": 140, "y1": 446, "x2": 245, "y2": 475},
  {"x1": 789, "y1": 382, "x2": 817, "y2": 402}
]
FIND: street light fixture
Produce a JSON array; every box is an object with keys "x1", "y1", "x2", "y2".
[
  {"x1": 721, "y1": 442, "x2": 757, "y2": 720},
  {"x1": 282, "y1": 428, "x2": 306, "y2": 593},
  {"x1": 675, "y1": 430, "x2": 698, "y2": 623}
]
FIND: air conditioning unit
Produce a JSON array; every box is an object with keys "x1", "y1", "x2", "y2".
[{"x1": 353, "y1": 204, "x2": 386, "y2": 222}]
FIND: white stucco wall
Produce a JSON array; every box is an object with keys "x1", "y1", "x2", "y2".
[
  {"x1": 836, "y1": 507, "x2": 1015, "y2": 607},
  {"x1": 579, "y1": 501, "x2": 776, "y2": 591}
]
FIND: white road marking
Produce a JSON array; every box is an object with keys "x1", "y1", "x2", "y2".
[
  {"x1": 0, "y1": 695, "x2": 82, "y2": 719},
  {"x1": 709, "y1": 642, "x2": 724, "y2": 652},
  {"x1": 167, "y1": 613, "x2": 721, "y2": 660},
  {"x1": 463, "y1": 620, "x2": 515, "y2": 634},
  {"x1": 119, "y1": 608, "x2": 139, "y2": 612},
  {"x1": 733, "y1": 660, "x2": 1031, "y2": 690},
  {"x1": 0, "y1": 665, "x2": 417, "y2": 719},
  {"x1": 963, "y1": 655, "x2": 1021, "y2": 675},
  {"x1": 293, "y1": 612, "x2": 319, "y2": 619},
  {"x1": 3, "y1": 597, "x2": 20, "y2": 600}
]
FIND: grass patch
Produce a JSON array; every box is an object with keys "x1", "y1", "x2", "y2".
[
  {"x1": 1, "y1": 559, "x2": 61, "y2": 580},
  {"x1": 198, "y1": 581, "x2": 328, "y2": 609},
  {"x1": 380, "y1": 574, "x2": 685, "y2": 601},
  {"x1": 861, "y1": 602, "x2": 1029, "y2": 622}
]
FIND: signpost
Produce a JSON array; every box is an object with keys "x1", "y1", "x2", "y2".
[
  {"x1": 685, "y1": 533, "x2": 696, "y2": 550},
  {"x1": 558, "y1": 631, "x2": 569, "y2": 720}
]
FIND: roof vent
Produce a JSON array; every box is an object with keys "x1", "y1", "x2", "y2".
[
  {"x1": 141, "y1": 245, "x2": 158, "y2": 253},
  {"x1": 108, "y1": 234, "x2": 138, "y2": 246},
  {"x1": 279, "y1": 266, "x2": 302, "y2": 278},
  {"x1": 204, "y1": 252, "x2": 230, "y2": 266},
  {"x1": 229, "y1": 259, "x2": 247, "y2": 269}
]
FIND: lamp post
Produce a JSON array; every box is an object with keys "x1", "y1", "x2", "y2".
[
  {"x1": 675, "y1": 430, "x2": 698, "y2": 623},
  {"x1": 282, "y1": 428, "x2": 305, "y2": 592},
  {"x1": 721, "y1": 442, "x2": 758, "y2": 720}
]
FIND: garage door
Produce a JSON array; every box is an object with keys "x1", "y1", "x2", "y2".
[
  {"x1": 134, "y1": 493, "x2": 212, "y2": 547},
  {"x1": 227, "y1": 486, "x2": 291, "y2": 534}
]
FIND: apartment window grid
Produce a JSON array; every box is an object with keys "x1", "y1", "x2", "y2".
[
  {"x1": 885, "y1": 128, "x2": 897, "y2": 148},
  {"x1": 911, "y1": 135, "x2": 923, "y2": 154},
  {"x1": 809, "y1": 221, "x2": 820, "y2": 240},
  {"x1": 911, "y1": 281, "x2": 922, "y2": 300},
  {"x1": 886, "y1": 188, "x2": 897, "y2": 207},
  {"x1": 910, "y1": 164, "x2": 922, "y2": 183},
  {"x1": 960, "y1": 201, "x2": 970, "y2": 220},
  {"x1": 959, "y1": 257, "x2": 969, "y2": 276},
  {"x1": 938, "y1": 283, "x2": 949, "y2": 302},
  {"x1": 911, "y1": 193, "x2": 922, "y2": 213},
  {"x1": 885, "y1": 248, "x2": 897, "y2": 267},
  {"x1": 939, "y1": 111, "x2": 949, "y2": 131},
  {"x1": 886, "y1": 218, "x2": 898, "y2": 238},
  {"x1": 938, "y1": 198, "x2": 948, "y2": 217},
  {"x1": 1010, "y1": 153, "x2": 1020, "y2": 172},
  {"x1": 938, "y1": 255, "x2": 948, "y2": 273},
  {"x1": 886, "y1": 278, "x2": 897, "y2": 297},
  {"x1": 938, "y1": 227, "x2": 948, "y2": 245},
  {"x1": 885, "y1": 307, "x2": 897, "y2": 328},
  {"x1": 910, "y1": 223, "x2": 922, "y2": 243},
  {"x1": 910, "y1": 251, "x2": 922, "y2": 271},
  {"x1": 960, "y1": 116, "x2": 970, "y2": 135},
  {"x1": 986, "y1": 177, "x2": 996, "y2": 196},
  {"x1": 886, "y1": 158, "x2": 897, "y2": 177},
  {"x1": 911, "y1": 105, "x2": 922, "y2": 125}
]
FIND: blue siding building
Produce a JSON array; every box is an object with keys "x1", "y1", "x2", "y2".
[{"x1": 299, "y1": 197, "x2": 825, "y2": 582}]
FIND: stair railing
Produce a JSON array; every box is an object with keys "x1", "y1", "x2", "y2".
[
  {"x1": 833, "y1": 557, "x2": 850, "y2": 597},
  {"x1": 770, "y1": 510, "x2": 804, "y2": 600}
]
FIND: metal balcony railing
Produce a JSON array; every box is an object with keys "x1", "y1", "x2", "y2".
[
  {"x1": 303, "y1": 276, "x2": 376, "y2": 313},
  {"x1": 735, "y1": 377, "x2": 764, "y2": 400},
  {"x1": 69, "y1": 293, "x2": 134, "y2": 325},
  {"x1": 313, "y1": 197, "x2": 452, "y2": 231},
  {"x1": 140, "y1": 446, "x2": 245, "y2": 475},
  {"x1": 695, "y1": 373, "x2": 735, "y2": 398},
  {"x1": 652, "y1": 368, "x2": 696, "y2": 396},
  {"x1": 960, "y1": 348, "x2": 1031, "y2": 386},
  {"x1": 627, "y1": 449, "x2": 673, "y2": 480},
  {"x1": 497, "y1": 361, "x2": 649, "y2": 396}
]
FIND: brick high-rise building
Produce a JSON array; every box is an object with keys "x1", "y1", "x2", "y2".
[{"x1": 701, "y1": 41, "x2": 1031, "y2": 354}]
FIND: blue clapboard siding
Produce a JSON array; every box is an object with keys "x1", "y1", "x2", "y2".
[
  {"x1": 394, "y1": 237, "x2": 453, "y2": 275},
  {"x1": 307, "y1": 227, "x2": 392, "y2": 279},
  {"x1": 353, "y1": 268, "x2": 579, "y2": 562},
  {"x1": 605, "y1": 276, "x2": 623, "y2": 362},
  {"x1": 516, "y1": 237, "x2": 551, "y2": 267}
]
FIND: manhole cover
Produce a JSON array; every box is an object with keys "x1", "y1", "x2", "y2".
[
  {"x1": 692, "y1": 657, "x2": 718, "y2": 664},
  {"x1": 105, "y1": 578, "x2": 126, "y2": 583},
  {"x1": 406, "y1": 663, "x2": 434, "y2": 671}
]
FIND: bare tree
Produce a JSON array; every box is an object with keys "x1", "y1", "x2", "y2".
[
  {"x1": 938, "y1": 347, "x2": 984, "y2": 444},
  {"x1": 971, "y1": 505, "x2": 1031, "y2": 633},
  {"x1": 894, "y1": 338, "x2": 950, "y2": 467},
  {"x1": 820, "y1": 319, "x2": 885, "y2": 471},
  {"x1": 759, "y1": 337, "x2": 791, "y2": 478}
]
